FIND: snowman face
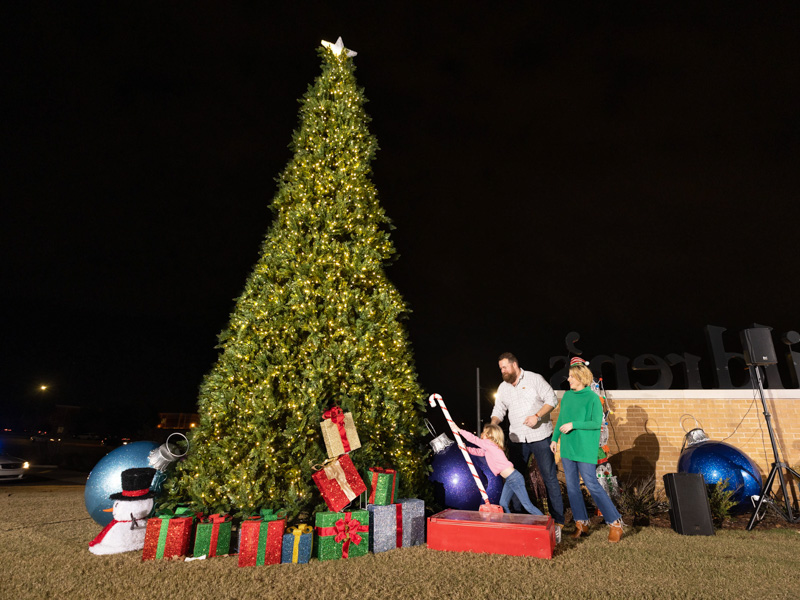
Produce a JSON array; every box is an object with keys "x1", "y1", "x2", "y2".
[{"x1": 112, "y1": 498, "x2": 154, "y2": 521}]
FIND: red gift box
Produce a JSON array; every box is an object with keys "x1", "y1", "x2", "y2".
[
  {"x1": 427, "y1": 509, "x2": 555, "y2": 559},
  {"x1": 238, "y1": 513, "x2": 286, "y2": 567},
  {"x1": 142, "y1": 510, "x2": 195, "y2": 561},
  {"x1": 312, "y1": 454, "x2": 367, "y2": 513}
]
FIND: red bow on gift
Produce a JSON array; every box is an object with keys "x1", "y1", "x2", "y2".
[
  {"x1": 323, "y1": 406, "x2": 345, "y2": 424},
  {"x1": 332, "y1": 513, "x2": 367, "y2": 558},
  {"x1": 323, "y1": 406, "x2": 351, "y2": 452}
]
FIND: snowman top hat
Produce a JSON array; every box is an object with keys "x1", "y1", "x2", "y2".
[{"x1": 109, "y1": 468, "x2": 157, "y2": 500}]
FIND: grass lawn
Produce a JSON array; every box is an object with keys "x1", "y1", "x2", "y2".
[{"x1": 2, "y1": 485, "x2": 798, "y2": 599}]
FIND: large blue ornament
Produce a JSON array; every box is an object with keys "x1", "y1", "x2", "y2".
[
  {"x1": 677, "y1": 429, "x2": 763, "y2": 512},
  {"x1": 84, "y1": 441, "x2": 159, "y2": 526},
  {"x1": 429, "y1": 441, "x2": 503, "y2": 510}
]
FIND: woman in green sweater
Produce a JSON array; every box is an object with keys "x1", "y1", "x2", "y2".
[{"x1": 550, "y1": 359, "x2": 624, "y2": 542}]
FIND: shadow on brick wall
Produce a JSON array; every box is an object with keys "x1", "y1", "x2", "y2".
[{"x1": 608, "y1": 405, "x2": 661, "y2": 482}]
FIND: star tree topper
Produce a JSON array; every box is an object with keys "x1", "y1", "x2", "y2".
[{"x1": 321, "y1": 37, "x2": 357, "y2": 58}]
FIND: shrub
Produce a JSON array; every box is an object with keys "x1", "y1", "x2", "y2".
[
  {"x1": 707, "y1": 478, "x2": 738, "y2": 527},
  {"x1": 616, "y1": 475, "x2": 668, "y2": 526}
]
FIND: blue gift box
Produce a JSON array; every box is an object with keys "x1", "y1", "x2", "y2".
[
  {"x1": 367, "y1": 498, "x2": 425, "y2": 553},
  {"x1": 367, "y1": 503, "x2": 400, "y2": 553},
  {"x1": 397, "y1": 498, "x2": 425, "y2": 547},
  {"x1": 281, "y1": 525, "x2": 313, "y2": 564}
]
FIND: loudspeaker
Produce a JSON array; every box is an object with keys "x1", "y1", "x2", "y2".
[
  {"x1": 663, "y1": 473, "x2": 715, "y2": 536},
  {"x1": 740, "y1": 328, "x2": 778, "y2": 366}
]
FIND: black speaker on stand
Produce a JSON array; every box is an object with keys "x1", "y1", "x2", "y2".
[
  {"x1": 663, "y1": 472, "x2": 715, "y2": 535},
  {"x1": 740, "y1": 327, "x2": 800, "y2": 530}
]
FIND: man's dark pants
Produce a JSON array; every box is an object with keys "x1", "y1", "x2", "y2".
[{"x1": 508, "y1": 436, "x2": 565, "y2": 524}]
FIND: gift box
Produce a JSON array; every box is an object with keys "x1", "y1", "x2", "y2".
[
  {"x1": 142, "y1": 507, "x2": 195, "y2": 561},
  {"x1": 367, "y1": 467, "x2": 397, "y2": 506},
  {"x1": 312, "y1": 454, "x2": 367, "y2": 513},
  {"x1": 237, "y1": 509, "x2": 287, "y2": 567},
  {"x1": 281, "y1": 525, "x2": 313, "y2": 564},
  {"x1": 367, "y1": 503, "x2": 402, "y2": 553},
  {"x1": 397, "y1": 498, "x2": 425, "y2": 547},
  {"x1": 427, "y1": 509, "x2": 555, "y2": 559},
  {"x1": 320, "y1": 406, "x2": 361, "y2": 458},
  {"x1": 192, "y1": 513, "x2": 232, "y2": 558},
  {"x1": 315, "y1": 509, "x2": 370, "y2": 561}
]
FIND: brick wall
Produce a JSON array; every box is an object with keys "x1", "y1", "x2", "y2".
[{"x1": 552, "y1": 389, "x2": 800, "y2": 491}]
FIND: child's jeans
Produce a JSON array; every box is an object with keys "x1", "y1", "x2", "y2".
[{"x1": 500, "y1": 469, "x2": 543, "y2": 515}]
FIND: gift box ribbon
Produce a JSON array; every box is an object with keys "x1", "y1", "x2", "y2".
[
  {"x1": 395, "y1": 504, "x2": 403, "y2": 548},
  {"x1": 200, "y1": 513, "x2": 231, "y2": 557},
  {"x1": 368, "y1": 467, "x2": 397, "y2": 504},
  {"x1": 315, "y1": 513, "x2": 368, "y2": 558},
  {"x1": 287, "y1": 524, "x2": 312, "y2": 563},
  {"x1": 317, "y1": 457, "x2": 357, "y2": 502},
  {"x1": 155, "y1": 506, "x2": 194, "y2": 519},
  {"x1": 323, "y1": 406, "x2": 351, "y2": 453},
  {"x1": 254, "y1": 508, "x2": 287, "y2": 522}
]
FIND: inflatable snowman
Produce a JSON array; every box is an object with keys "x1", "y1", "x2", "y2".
[{"x1": 88, "y1": 468, "x2": 156, "y2": 555}]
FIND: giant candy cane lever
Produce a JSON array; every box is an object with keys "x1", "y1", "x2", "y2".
[{"x1": 429, "y1": 393, "x2": 501, "y2": 510}]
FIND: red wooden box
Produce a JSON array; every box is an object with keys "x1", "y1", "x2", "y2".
[{"x1": 427, "y1": 509, "x2": 555, "y2": 559}]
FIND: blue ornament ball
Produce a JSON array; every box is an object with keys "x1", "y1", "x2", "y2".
[
  {"x1": 429, "y1": 442, "x2": 503, "y2": 509},
  {"x1": 84, "y1": 441, "x2": 160, "y2": 526},
  {"x1": 678, "y1": 440, "x2": 763, "y2": 512}
]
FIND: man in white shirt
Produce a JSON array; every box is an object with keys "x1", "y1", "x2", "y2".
[{"x1": 491, "y1": 352, "x2": 565, "y2": 526}]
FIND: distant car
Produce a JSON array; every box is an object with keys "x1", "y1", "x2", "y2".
[
  {"x1": 0, "y1": 454, "x2": 30, "y2": 481},
  {"x1": 101, "y1": 436, "x2": 131, "y2": 447},
  {"x1": 30, "y1": 431, "x2": 61, "y2": 442}
]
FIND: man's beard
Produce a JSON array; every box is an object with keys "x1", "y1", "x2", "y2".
[{"x1": 502, "y1": 370, "x2": 517, "y2": 384}]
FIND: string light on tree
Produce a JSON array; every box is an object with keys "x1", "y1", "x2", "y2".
[{"x1": 161, "y1": 38, "x2": 429, "y2": 519}]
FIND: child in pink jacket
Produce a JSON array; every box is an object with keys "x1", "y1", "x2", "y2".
[{"x1": 460, "y1": 424, "x2": 544, "y2": 517}]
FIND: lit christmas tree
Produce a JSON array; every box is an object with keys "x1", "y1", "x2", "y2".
[{"x1": 162, "y1": 38, "x2": 429, "y2": 519}]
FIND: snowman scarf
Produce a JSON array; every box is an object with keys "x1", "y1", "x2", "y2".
[{"x1": 89, "y1": 514, "x2": 142, "y2": 547}]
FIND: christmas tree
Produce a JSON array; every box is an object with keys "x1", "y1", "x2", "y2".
[{"x1": 163, "y1": 38, "x2": 429, "y2": 519}]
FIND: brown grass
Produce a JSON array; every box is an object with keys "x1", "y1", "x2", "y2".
[{"x1": 2, "y1": 485, "x2": 798, "y2": 600}]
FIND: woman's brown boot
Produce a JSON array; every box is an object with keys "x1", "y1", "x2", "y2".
[
  {"x1": 608, "y1": 520, "x2": 624, "y2": 543},
  {"x1": 571, "y1": 520, "x2": 589, "y2": 539}
]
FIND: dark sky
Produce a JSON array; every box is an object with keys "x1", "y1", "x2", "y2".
[{"x1": 3, "y1": 3, "x2": 800, "y2": 432}]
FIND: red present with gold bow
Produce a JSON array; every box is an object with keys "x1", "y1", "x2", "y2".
[
  {"x1": 142, "y1": 507, "x2": 195, "y2": 561},
  {"x1": 320, "y1": 406, "x2": 361, "y2": 458},
  {"x1": 315, "y1": 509, "x2": 370, "y2": 561},
  {"x1": 237, "y1": 509, "x2": 286, "y2": 567},
  {"x1": 312, "y1": 454, "x2": 367, "y2": 513},
  {"x1": 192, "y1": 513, "x2": 232, "y2": 558},
  {"x1": 367, "y1": 467, "x2": 398, "y2": 506}
]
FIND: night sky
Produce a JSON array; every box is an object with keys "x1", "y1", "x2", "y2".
[{"x1": 3, "y1": 3, "x2": 800, "y2": 434}]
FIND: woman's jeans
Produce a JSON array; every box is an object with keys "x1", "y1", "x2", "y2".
[
  {"x1": 500, "y1": 469, "x2": 543, "y2": 515},
  {"x1": 562, "y1": 456, "x2": 621, "y2": 524}
]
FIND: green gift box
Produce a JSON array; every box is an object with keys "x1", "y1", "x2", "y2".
[
  {"x1": 314, "y1": 509, "x2": 370, "y2": 561},
  {"x1": 367, "y1": 467, "x2": 398, "y2": 506},
  {"x1": 192, "y1": 513, "x2": 232, "y2": 558}
]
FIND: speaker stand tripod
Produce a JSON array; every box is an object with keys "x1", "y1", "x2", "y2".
[{"x1": 746, "y1": 365, "x2": 800, "y2": 530}]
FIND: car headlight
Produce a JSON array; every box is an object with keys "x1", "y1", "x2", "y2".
[{"x1": 23, "y1": 462, "x2": 30, "y2": 469}]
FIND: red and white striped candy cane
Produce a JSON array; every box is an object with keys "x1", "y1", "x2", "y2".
[{"x1": 428, "y1": 393, "x2": 490, "y2": 506}]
